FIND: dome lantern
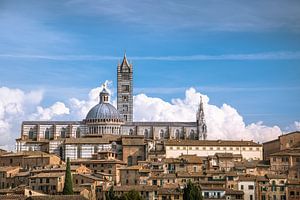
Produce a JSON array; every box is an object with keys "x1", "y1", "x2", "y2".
[{"x1": 99, "y1": 83, "x2": 109, "y2": 103}]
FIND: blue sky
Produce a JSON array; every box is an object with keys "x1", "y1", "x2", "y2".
[{"x1": 0, "y1": 0, "x2": 300, "y2": 129}]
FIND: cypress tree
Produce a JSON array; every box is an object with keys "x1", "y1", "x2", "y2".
[{"x1": 63, "y1": 157, "x2": 74, "y2": 195}]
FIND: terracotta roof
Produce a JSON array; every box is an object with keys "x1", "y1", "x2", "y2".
[
  {"x1": 165, "y1": 140, "x2": 261, "y2": 147},
  {"x1": 216, "y1": 153, "x2": 242, "y2": 158},
  {"x1": 179, "y1": 154, "x2": 203, "y2": 163},
  {"x1": 120, "y1": 165, "x2": 142, "y2": 170},
  {"x1": 238, "y1": 175, "x2": 256, "y2": 181},
  {"x1": 158, "y1": 187, "x2": 182, "y2": 195},
  {"x1": 0, "y1": 151, "x2": 51, "y2": 157},
  {"x1": 270, "y1": 148, "x2": 300, "y2": 156},
  {"x1": 0, "y1": 166, "x2": 20, "y2": 172},
  {"x1": 71, "y1": 159, "x2": 125, "y2": 165},
  {"x1": 111, "y1": 185, "x2": 159, "y2": 192},
  {"x1": 266, "y1": 174, "x2": 287, "y2": 179},
  {"x1": 76, "y1": 173, "x2": 103, "y2": 181},
  {"x1": 26, "y1": 195, "x2": 87, "y2": 200},
  {"x1": 122, "y1": 138, "x2": 145, "y2": 146},
  {"x1": 30, "y1": 172, "x2": 65, "y2": 178}
]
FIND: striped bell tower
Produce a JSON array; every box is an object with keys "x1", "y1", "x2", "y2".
[{"x1": 117, "y1": 53, "x2": 133, "y2": 122}]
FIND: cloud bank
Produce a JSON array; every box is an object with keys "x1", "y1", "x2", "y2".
[{"x1": 1, "y1": 85, "x2": 299, "y2": 150}]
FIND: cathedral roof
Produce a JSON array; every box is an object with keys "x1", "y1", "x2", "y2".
[{"x1": 86, "y1": 103, "x2": 121, "y2": 121}]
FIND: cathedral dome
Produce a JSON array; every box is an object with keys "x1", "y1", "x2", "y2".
[
  {"x1": 86, "y1": 103, "x2": 121, "y2": 121},
  {"x1": 85, "y1": 86, "x2": 122, "y2": 122}
]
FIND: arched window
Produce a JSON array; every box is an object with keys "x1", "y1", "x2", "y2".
[
  {"x1": 190, "y1": 130, "x2": 195, "y2": 140},
  {"x1": 160, "y1": 130, "x2": 164, "y2": 139},
  {"x1": 45, "y1": 128, "x2": 50, "y2": 140},
  {"x1": 144, "y1": 129, "x2": 149, "y2": 138},
  {"x1": 165, "y1": 130, "x2": 169, "y2": 139},
  {"x1": 180, "y1": 130, "x2": 184, "y2": 140},
  {"x1": 61, "y1": 128, "x2": 66, "y2": 138},
  {"x1": 76, "y1": 128, "x2": 80, "y2": 138},
  {"x1": 29, "y1": 128, "x2": 34, "y2": 139},
  {"x1": 59, "y1": 146, "x2": 64, "y2": 159},
  {"x1": 175, "y1": 129, "x2": 180, "y2": 139},
  {"x1": 128, "y1": 156, "x2": 133, "y2": 166},
  {"x1": 129, "y1": 129, "x2": 134, "y2": 135}
]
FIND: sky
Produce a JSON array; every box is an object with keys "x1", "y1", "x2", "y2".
[{"x1": 0, "y1": 0, "x2": 300, "y2": 150}]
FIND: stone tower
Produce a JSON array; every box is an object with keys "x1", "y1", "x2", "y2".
[
  {"x1": 117, "y1": 53, "x2": 133, "y2": 122},
  {"x1": 197, "y1": 96, "x2": 207, "y2": 140}
]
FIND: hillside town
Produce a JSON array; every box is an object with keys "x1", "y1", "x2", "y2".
[{"x1": 0, "y1": 55, "x2": 299, "y2": 200}]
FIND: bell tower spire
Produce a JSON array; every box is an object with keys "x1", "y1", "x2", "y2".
[
  {"x1": 197, "y1": 96, "x2": 207, "y2": 140},
  {"x1": 117, "y1": 52, "x2": 133, "y2": 122}
]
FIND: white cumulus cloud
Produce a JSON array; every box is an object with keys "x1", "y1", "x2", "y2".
[
  {"x1": 30, "y1": 102, "x2": 70, "y2": 120},
  {"x1": 133, "y1": 88, "x2": 284, "y2": 142}
]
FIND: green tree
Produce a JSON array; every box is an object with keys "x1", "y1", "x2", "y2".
[
  {"x1": 105, "y1": 186, "x2": 118, "y2": 200},
  {"x1": 183, "y1": 180, "x2": 202, "y2": 200},
  {"x1": 122, "y1": 190, "x2": 144, "y2": 200},
  {"x1": 63, "y1": 157, "x2": 74, "y2": 195}
]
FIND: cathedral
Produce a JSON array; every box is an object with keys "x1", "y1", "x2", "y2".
[{"x1": 15, "y1": 54, "x2": 207, "y2": 160}]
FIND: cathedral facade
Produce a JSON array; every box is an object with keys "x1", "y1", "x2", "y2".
[{"x1": 15, "y1": 54, "x2": 207, "y2": 160}]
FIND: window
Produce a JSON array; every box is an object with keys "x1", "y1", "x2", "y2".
[
  {"x1": 122, "y1": 104, "x2": 128, "y2": 112},
  {"x1": 122, "y1": 95, "x2": 129, "y2": 102},
  {"x1": 77, "y1": 145, "x2": 81, "y2": 159},
  {"x1": 121, "y1": 85, "x2": 129, "y2": 92},
  {"x1": 76, "y1": 128, "x2": 80, "y2": 138},
  {"x1": 144, "y1": 129, "x2": 149, "y2": 138},
  {"x1": 28, "y1": 128, "x2": 36, "y2": 139},
  {"x1": 248, "y1": 185, "x2": 254, "y2": 190},
  {"x1": 128, "y1": 156, "x2": 133, "y2": 166},
  {"x1": 273, "y1": 157, "x2": 276, "y2": 162},
  {"x1": 250, "y1": 195, "x2": 253, "y2": 200},
  {"x1": 175, "y1": 129, "x2": 180, "y2": 139},
  {"x1": 46, "y1": 178, "x2": 49, "y2": 183},
  {"x1": 129, "y1": 129, "x2": 134, "y2": 135},
  {"x1": 94, "y1": 145, "x2": 98, "y2": 153},
  {"x1": 262, "y1": 195, "x2": 266, "y2": 200},
  {"x1": 241, "y1": 185, "x2": 244, "y2": 190},
  {"x1": 273, "y1": 195, "x2": 277, "y2": 200},
  {"x1": 160, "y1": 130, "x2": 164, "y2": 139},
  {"x1": 45, "y1": 128, "x2": 50, "y2": 139},
  {"x1": 190, "y1": 130, "x2": 195, "y2": 140},
  {"x1": 61, "y1": 128, "x2": 66, "y2": 138}
]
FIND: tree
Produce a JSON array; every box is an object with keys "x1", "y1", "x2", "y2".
[
  {"x1": 123, "y1": 190, "x2": 144, "y2": 200},
  {"x1": 63, "y1": 157, "x2": 74, "y2": 195},
  {"x1": 183, "y1": 180, "x2": 202, "y2": 200},
  {"x1": 105, "y1": 186, "x2": 118, "y2": 200}
]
